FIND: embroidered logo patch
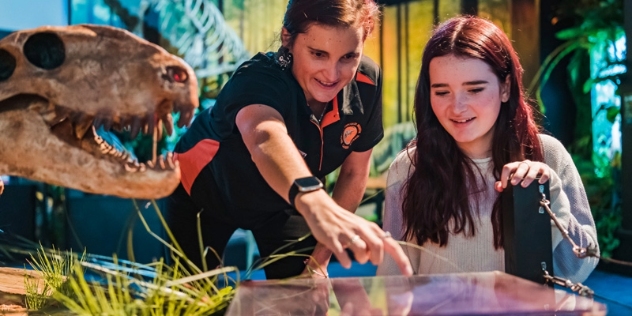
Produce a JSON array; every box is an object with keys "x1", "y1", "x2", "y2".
[{"x1": 341, "y1": 122, "x2": 361, "y2": 149}]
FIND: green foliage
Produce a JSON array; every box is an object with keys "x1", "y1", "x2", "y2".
[
  {"x1": 24, "y1": 273, "x2": 51, "y2": 311},
  {"x1": 19, "y1": 201, "x2": 239, "y2": 315},
  {"x1": 24, "y1": 245, "x2": 84, "y2": 311},
  {"x1": 51, "y1": 257, "x2": 236, "y2": 316},
  {"x1": 529, "y1": 0, "x2": 624, "y2": 113},
  {"x1": 572, "y1": 152, "x2": 622, "y2": 258},
  {"x1": 534, "y1": 0, "x2": 625, "y2": 256}
]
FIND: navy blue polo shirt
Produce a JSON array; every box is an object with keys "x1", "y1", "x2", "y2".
[{"x1": 174, "y1": 52, "x2": 383, "y2": 229}]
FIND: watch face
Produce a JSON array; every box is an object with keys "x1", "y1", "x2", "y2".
[{"x1": 295, "y1": 177, "x2": 323, "y2": 192}]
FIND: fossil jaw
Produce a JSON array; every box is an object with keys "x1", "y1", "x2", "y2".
[
  {"x1": 0, "y1": 94, "x2": 188, "y2": 199},
  {"x1": 0, "y1": 25, "x2": 200, "y2": 199},
  {"x1": 39, "y1": 99, "x2": 189, "y2": 173}
]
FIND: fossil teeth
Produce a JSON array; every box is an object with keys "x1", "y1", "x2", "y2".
[
  {"x1": 92, "y1": 126, "x2": 104, "y2": 144},
  {"x1": 120, "y1": 116, "x2": 130, "y2": 127},
  {"x1": 145, "y1": 113, "x2": 155, "y2": 136},
  {"x1": 73, "y1": 114, "x2": 94, "y2": 140},
  {"x1": 156, "y1": 119, "x2": 164, "y2": 140},
  {"x1": 163, "y1": 113, "x2": 174, "y2": 136},
  {"x1": 142, "y1": 122, "x2": 149, "y2": 135},
  {"x1": 100, "y1": 142, "x2": 112, "y2": 154},
  {"x1": 48, "y1": 113, "x2": 68, "y2": 126},
  {"x1": 40, "y1": 101, "x2": 58, "y2": 123},
  {"x1": 166, "y1": 152, "x2": 175, "y2": 170},
  {"x1": 46, "y1": 106, "x2": 71, "y2": 127},
  {"x1": 158, "y1": 155, "x2": 166, "y2": 170},
  {"x1": 177, "y1": 109, "x2": 192, "y2": 128},
  {"x1": 124, "y1": 163, "x2": 138, "y2": 173},
  {"x1": 130, "y1": 116, "x2": 142, "y2": 139}
]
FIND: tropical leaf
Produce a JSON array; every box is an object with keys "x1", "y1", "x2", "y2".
[
  {"x1": 605, "y1": 105, "x2": 620, "y2": 123},
  {"x1": 556, "y1": 27, "x2": 585, "y2": 40}
]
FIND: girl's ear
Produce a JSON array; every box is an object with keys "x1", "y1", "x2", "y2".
[
  {"x1": 501, "y1": 75, "x2": 511, "y2": 103},
  {"x1": 281, "y1": 27, "x2": 291, "y2": 49}
]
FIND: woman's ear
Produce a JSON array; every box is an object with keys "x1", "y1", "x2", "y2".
[
  {"x1": 281, "y1": 27, "x2": 291, "y2": 49},
  {"x1": 501, "y1": 75, "x2": 511, "y2": 103}
]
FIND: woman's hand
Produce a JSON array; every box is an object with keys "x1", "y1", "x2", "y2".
[
  {"x1": 301, "y1": 256, "x2": 330, "y2": 279},
  {"x1": 236, "y1": 104, "x2": 412, "y2": 276},
  {"x1": 495, "y1": 160, "x2": 550, "y2": 192},
  {"x1": 296, "y1": 190, "x2": 413, "y2": 276},
  {"x1": 301, "y1": 264, "x2": 329, "y2": 279}
]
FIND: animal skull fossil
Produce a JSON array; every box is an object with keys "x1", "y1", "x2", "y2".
[{"x1": 0, "y1": 24, "x2": 198, "y2": 199}]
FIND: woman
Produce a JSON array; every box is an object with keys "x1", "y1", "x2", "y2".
[
  {"x1": 378, "y1": 16, "x2": 598, "y2": 283},
  {"x1": 169, "y1": 0, "x2": 412, "y2": 279}
]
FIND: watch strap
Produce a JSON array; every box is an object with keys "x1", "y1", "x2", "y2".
[{"x1": 289, "y1": 176, "x2": 323, "y2": 207}]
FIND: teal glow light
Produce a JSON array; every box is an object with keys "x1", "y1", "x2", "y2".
[{"x1": 591, "y1": 32, "x2": 626, "y2": 177}]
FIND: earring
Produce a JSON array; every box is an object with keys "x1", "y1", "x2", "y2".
[{"x1": 276, "y1": 47, "x2": 292, "y2": 70}]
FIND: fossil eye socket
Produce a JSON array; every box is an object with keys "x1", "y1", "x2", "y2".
[
  {"x1": 23, "y1": 32, "x2": 65, "y2": 70},
  {"x1": 166, "y1": 66, "x2": 188, "y2": 83},
  {"x1": 0, "y1": 49, "x2": 16, "y2": 82}
]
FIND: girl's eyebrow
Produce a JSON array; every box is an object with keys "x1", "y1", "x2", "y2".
[
  {"x1": 430, "y1": 80, "x2": 489, "y2": 88},
  {"x1": 430, "y1": 83, "x2": 448, "y2": 88},
  {"x1": 463, "y1": 80, "x2": 488, "y2": 86}
]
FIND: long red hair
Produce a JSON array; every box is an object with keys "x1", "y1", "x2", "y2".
[{"x1": 402, "y1": 16, "x2": 543, "y2": 249}]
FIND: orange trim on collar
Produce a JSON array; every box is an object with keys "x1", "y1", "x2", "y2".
[
  {"x1": 356, "y1": 72, "x2": 375, "y2": 86},
  {"x1": 320, "y1": 96, "x2": 340, "y2": 128},
  {"x1": 173, "y1": 139, "x2": 220, "y2": 195}
]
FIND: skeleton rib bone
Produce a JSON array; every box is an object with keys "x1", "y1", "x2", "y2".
[{"x1": 0, "y1": 25, "x2": 198, "y2": 199}]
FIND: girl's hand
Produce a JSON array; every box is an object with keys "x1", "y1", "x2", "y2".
[{"x1": 495, "y1": 160, "x2": 550, "y2": 192}]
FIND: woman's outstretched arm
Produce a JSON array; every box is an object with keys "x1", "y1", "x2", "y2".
[{"x1": 236, "y1": 103, "x2": 413, "y2": 275}]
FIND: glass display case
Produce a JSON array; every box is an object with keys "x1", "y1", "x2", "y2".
[{"x1": 226, "y1": 271, "x2": 606, "y2": 315}]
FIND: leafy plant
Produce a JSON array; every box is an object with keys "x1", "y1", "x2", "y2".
[
  {"x1": 51, "y1": 256, "x2": 236, "y2": 316},
  {"x1": 531, "y1": 0, "x2": 625, "y2": 257},
  {"x1": 23, "y1": 273, "x2": 51, "y2": 311},
  {"x1": 529, "y1": 0, "x2": 624, "y2": 113},
  {"x1": 23, "y1": 244, "x2": 85, "y2": 311},
  {"x1": 572, "y1": 152, "x2": 622, "y2": 257},
  {"x1": 0, "y1": 199, "x2": 238, "y2": 315},
  {"x1": 46, "y1": 199, "x2": 239, "y2": 316}
]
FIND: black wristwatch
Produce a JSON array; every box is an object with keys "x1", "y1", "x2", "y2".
[{"x1": 289, "y1": 176, "x2": 323, "y2": 207}]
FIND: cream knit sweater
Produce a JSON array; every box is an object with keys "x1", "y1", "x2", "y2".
[{"x1": 377, "y1": 134, "x2": 599, "y2": 283}]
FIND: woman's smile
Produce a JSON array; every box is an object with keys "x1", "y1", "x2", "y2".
[{"x1": 288, "y1": 23, "x2": 364, "y2": 105}]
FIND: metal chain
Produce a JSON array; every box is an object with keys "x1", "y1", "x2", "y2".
[
  {"x1": 539, "y1": 194, "x2": 600, "y2": 259},
  {"x1": 542, "y1": 270, "x2": 594, "y2": 297},
  {"x1": 539, "y1": 194, "x2": 596, "y2": 297},
  {"x1": 539, "y1": 193, "x2": 632, "y2": 297}
]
